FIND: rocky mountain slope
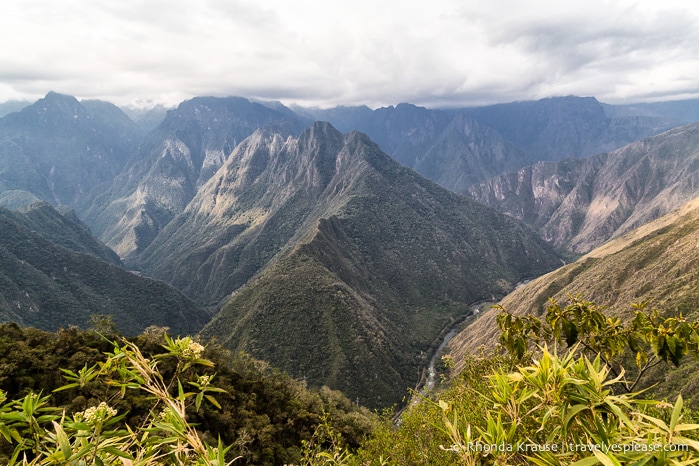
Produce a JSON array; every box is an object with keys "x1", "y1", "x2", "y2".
[
  {"x1": 153, "y1": 122, "x2": 564, "y2": 406},
  {"x1": 300, "y1": 97, "x2": 680, "y2": 193},
  {"x1": 0, "y1": 203, "x2": 209, "y2": 334},
  {"x1": 468, "y1": 122, "x2": 699, "y2": 254},
  {"x1": 296, "y1": 103, "x2": 529, "y2": 192},
  {"x1": 83, "y1": 96, "x2": 310, "y2": 260},
  {"x1": 461, "y1": 96, "x2": 679, "y2": 163},
  {"x1": 604, "y1": 98, "x2": 699, "y2": 124}
]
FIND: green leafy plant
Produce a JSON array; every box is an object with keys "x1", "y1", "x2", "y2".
[
  {"x1": 0, "y1": 335, "x2": 237, "y2": 465},
  {"x1": 434, "y1": 347, "x2": 699, "y2": 465},
  {"x1": 496, "y1": 295, "x2": 699, "y2": 392},
  {"x1": 355, "y1": 298, "x2": 699, "y2": 465}
]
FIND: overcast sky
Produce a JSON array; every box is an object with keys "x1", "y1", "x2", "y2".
[{"x1": 2, "y1": 0, "x2": 698, "y2": 109}]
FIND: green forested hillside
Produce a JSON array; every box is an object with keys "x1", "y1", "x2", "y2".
[
  {"x1": 5, "y1": 202, "x2": 121, "y2": 264},
  {"x1": 196, "y1": 123, "x2": 561, "y2": 407},
  {"x1": 0, "y1": 205, "x2": 209, "y2": 335}
]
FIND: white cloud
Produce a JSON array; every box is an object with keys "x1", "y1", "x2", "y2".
[{"x1": 1, "y1": 0, "x2": 699, "y2": 108}]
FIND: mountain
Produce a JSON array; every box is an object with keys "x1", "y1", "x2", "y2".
[
  {"x1": 447, "y1": 197, "x2": 699, "y2": 393},
  {"x1": 135, "y1": 121, "x2": 564, "y2": 406},
  {"x1": 121, "y1": 104, "x2": 172, "y2": 133},
  {"x1": 602, "y1": 98, "x2": 699, "y2": 124},
  {"x1": 467, "y1": 122, "x2": 699, "y2": 254},
  {"x1": 0, "y1": 92, "x2": 143, "y2": 209},
  {"x1": 6, "y1": 201, "x2": 121, "y2": 265},
  {"x1": 297, "y1": 103, "x2": 530, "y2": 191},
  {"x1": 298, "y1": 98, "x2": 680, "y2": 193},
  {"x1": 83, "y1": 96, "x2": 311, "y2": 259},
  {"x1": 460, "y1": 96, "x2": 680, "y2": 163},
  {"x1": 0, "y1": 203, "x2": 209, "y2": 335},
  {"x1": 0, "y1": 100, "x2": 31, "y2": 118}
]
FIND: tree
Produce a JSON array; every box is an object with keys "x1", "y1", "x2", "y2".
[{"x1": 496, "y1": 295, "x2": 699, "y2": 393}]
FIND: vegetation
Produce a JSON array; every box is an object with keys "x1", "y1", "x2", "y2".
[
  {"x1": 496, "y1": 295, "x2": 699, "y2": 393},
  {"x1": 0, "y1": 206, "x2": 209, "y2": 334},
  {"x1": 0, "y1": 324, "x2": 373, "y2": 465},
  {"x1": 3, "y1": 296, "x2": 699, "y2": 465},
  {"x1": 0, "y1": 334, "x2": 229, "y2": 465},
  {"x1": 322, "y1": 297, "x2": 699, "y2": 464},
  {"x1": 448, "y1": 196, "x2": 699, "y2": 380}
]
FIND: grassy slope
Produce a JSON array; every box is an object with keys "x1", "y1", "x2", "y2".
[{"x1": 449, "y1": 197, "x2": 699, "y2": 398}]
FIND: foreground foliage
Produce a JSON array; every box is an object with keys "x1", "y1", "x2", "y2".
[
  {"x1": 0, "y1": 334, "x2": 231, "y2": 464},
  {"x1": 3, "y1": 296, "x2": 699, "y2": 465},
  {"x1": 0, "y1": 324, "x2": 372, "y2": 465},
  {"x1": 352, "y1": 298, "x2": 699, "y2": 464},
  {"x1": 497, "y1": 295, "x2": 699, "y2": 392}
]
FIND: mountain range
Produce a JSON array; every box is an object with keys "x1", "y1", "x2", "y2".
[
  {"x1": 1, "y1": 91, "x2": 699, "y2": 407},
  {"x1": 178, "y1": 122, "x2": 560, "y2": 405},
  {"x1": 82, "y1": 96, "x2": 310, "y2": 260},
  {"x1": 0, "y1": 92, "x2": 142, "y2": 209},
  {"x1": 467, "y1": 121, "x2": 699, "y2": 254},
  {"x1": 297, "y1": 97, "x2": 680, "y2": 192}
]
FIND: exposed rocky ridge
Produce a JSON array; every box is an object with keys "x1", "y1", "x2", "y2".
[
  {"x1": 0, "y1": 92, "x2": 142, "y2": 209},
  {"x1": 468, "y1": 122, "x2": 699, "y2": 253},
  {"x1": 0, "y1": 204, "x2": 208, "y2": 335},
  {"x1": 448, "y1": 196, "x2": 699, "y2": 382},
  {"x1": 181, "y1": 122, "x2": 562, "y2": 406},
  {"x1": 82, "y1": 96, "x2": 310, "y2": 259}
]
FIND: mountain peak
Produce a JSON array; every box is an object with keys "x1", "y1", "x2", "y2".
[
  {"x1": 40, "y1": 91, "x2": 81, "y2": 107},
  {"x1": 19, "y1": 91, "x2": 85, "y2": 123}
]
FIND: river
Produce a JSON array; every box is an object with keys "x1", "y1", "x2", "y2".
[{"x1": 422, "y1": 329, "x2": 457, "y2": 393}]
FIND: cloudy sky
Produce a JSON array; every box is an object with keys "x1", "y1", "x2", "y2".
[{"x1": 2, "y1": 0, "x2": 698, "y2": 109}]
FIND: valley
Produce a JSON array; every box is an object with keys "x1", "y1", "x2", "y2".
[{"x1": 1, "y1": 91, "x2": 699, "y2": 412}]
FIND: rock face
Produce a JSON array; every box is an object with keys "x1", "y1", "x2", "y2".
[
  {"x1": 82, "y1": 96, "x2": 310, "y2": 259},
  {"x1": 153, "y1": 122, "x2": 563, "y2": 406},
  {"x1": 0, "y1": 92, "x2": 142, "y2": 209},
  {"x1": 468, "y1": 122, "x2": 699, "y2": 254}
]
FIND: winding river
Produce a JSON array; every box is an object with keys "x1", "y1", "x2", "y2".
[{"x1": 422, "y1": 329, "x2": 457, "y2": 393}]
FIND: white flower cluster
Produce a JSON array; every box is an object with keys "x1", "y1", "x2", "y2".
[
  {"x1": 78, "y1": 402, "x2": 117, "y2": 425},
  {"x1": 197, "y1": 374, "x2": 211, "y2": 387},
  {"x1": 181, "y1": 340, "x2": 205, "y2": 359}
]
